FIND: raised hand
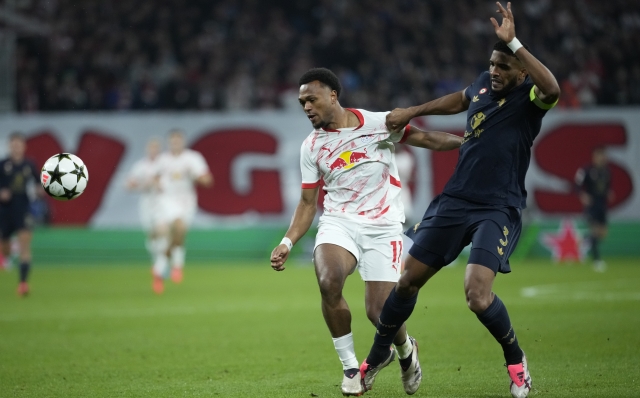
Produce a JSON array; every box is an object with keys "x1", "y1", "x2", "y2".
[{"x1": 490, "y1": 1, "x2": 516, "y2": 43}]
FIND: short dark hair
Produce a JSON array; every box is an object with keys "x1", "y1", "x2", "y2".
[
  {"x1": 299, "y1": 68, "x2": 342, "y2": 98},
  {"x1": 493, "y1": 40, "x2": 530, "y2": 58}
]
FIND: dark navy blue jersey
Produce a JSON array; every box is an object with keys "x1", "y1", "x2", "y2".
[
  {"x1": 0, "y1": 158, "x2": 39, "y2": 205},
  {"x1": 576, "y1": 164, "x2": 611, "y2": 207},
  {"x1": 443, "y1": 71, "x2": 556, "y2": 209}
]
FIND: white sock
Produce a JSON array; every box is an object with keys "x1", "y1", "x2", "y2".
[
  {"x1": 332, "y1": 333, "x2": 359, "y2": 370},
  {"x1": 154, "y1": 237, "x2": 169, "y2": 257},
  {"x1": 394, "y1": 333, "x2": 413, "y2": 360},
  {"x1": 171, "y1": 246, "x2": 185, "y2": 268},
  {"x1": 153, "y1": 255, "x2": 169, "y2": 278}
]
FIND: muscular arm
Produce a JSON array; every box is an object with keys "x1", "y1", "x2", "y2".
[
  {"x1": 514, "y1": 47, "x2": 560, "y2": 104},
  {"x1": 491, "y1": 2, "x2": 560, "y2": 104},
  {"x1": 270, "y1": 187, "x2": 319, "y2": 271},
  {"x1": 386, "y1": 90, "x2": 470, "y2": 132},
  {"x1": 403, "y1": 125, "x2": 462, "y2": 151}
]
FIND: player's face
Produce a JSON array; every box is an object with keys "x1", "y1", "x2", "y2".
[
  {"x1": 489, "y1": 51, "x2": 526, "y2": 93},
  {"x1": 298, "y1": 81, "x2": 337, "y2": 130},
  {"x1": 9, "y1": 137, "x2": 25, "y2": 160},
  {"x1": 169, "y1": 133, "x2": 184, "y2": 154},
  {"x1": 593, "y1": 150, "x2": 607, "y2": 167}
]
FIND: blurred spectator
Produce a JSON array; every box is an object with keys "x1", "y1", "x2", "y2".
[{"x1": 10, "y1": 0, "x2": 640, "y2": 112}]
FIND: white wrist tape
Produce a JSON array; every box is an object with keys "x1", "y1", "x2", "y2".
[
  {"x1": 507, "y1": 37, "x2": 523, "y2": 53},
  {"x1": 280, "y1": 237, "x2": 293, "y2": 251}
]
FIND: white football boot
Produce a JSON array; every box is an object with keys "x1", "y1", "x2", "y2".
[
  {"x1": 341, "y1": 369, "x2": 364, "y2": 396},
  {"x1": 400, "y1": 336, "x2": 422, "y2": 395},
  {"x1": 507, "y1": 351, "x2": 532, "y2": 398}
]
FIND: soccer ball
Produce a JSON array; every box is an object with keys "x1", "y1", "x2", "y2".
[{"x1": 40, "y1": 153, "x2": 89, "y2": 201}]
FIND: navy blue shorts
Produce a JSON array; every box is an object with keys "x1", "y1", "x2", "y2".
[
  {"x1": 406, "y1": 194, "x2": 522, "y2": 274},
  {"x1": 0, "y1": 203, "x2": 33, "y2": 239}
]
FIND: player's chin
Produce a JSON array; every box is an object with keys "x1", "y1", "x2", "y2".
[{"x1": 491, "y1": 82, "x2": 503, "y2": 92}]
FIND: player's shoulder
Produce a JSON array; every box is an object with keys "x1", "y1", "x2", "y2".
[{"x1": 349, "y1": 108, "x2": 389, "y2": 132}]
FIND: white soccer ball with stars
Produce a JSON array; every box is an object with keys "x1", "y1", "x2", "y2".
[{"x1": 40, "y1": 153, "x2": 89, "y2": 201}]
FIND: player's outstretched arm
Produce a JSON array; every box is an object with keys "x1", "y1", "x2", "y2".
[
  {"x1": 491, "y1": 1, "x2": 560, "y2": 104},
  {"x1": 386, "y1": 90, "x2": 470, "y2": 132},
  {"x1": 403, "y1": 126, "x2": 462, "y2": 151},
  {"x1": 270, "y1": 187, "x2": 319, "y2": 271},
  {"x1": 195, "y1": 172, "x2": 213, "y2": 188}
]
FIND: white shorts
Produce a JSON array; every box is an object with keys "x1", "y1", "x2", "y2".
[
  {"x1": 314, "y1": 215, "x2": 404, "y2": 282},
  {"x1": 139, "y1": 197, "x2": 162, "y2": 231},
  {"x1": 158, "y1": 195, "x2": 197, "y2": 225}
]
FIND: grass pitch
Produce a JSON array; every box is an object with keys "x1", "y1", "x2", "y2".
[{"x1": 1, "y1": 258, "x2": 639, "y2": 397}]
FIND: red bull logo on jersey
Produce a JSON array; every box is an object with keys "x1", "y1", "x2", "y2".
[{"x1": 327, "y1": 148, "x2": 370, "y2": 172}]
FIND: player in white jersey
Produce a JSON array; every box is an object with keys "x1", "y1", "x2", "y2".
[
  {"x1": 270, "y1": 68, "x2": 462, "y2": 396},
  {"x1": 126, "y1": 138, "x2": 166, "y2": 286},
  {"x1": 153, "y1": 130, "x2": 212, "y2": 293}
]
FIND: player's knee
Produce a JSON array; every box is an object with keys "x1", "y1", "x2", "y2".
[
  {"x1": 396, "y1": 276, "x2": 419, "y2": 298},
  {"x1": 365, "y1": 302, "x2": 383, "y2": 325},
  {"x1": 316, "y1": 274, "x2": 343, "y2": 301},
  {"x1": 465, "y1": 288, "x2": 491, "y2": 314}
]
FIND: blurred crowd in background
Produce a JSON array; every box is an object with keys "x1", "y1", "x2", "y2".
[{"x1": 12, "y1": 0, "x2": 640, "y2": 112}]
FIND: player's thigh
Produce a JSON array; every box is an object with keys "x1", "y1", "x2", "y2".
[
  {"x1": 468, "y1": 207, "x2": 522, "y2": 274},
  {"x1": 16, "y1": 229, "x2": 32, "y2": 254},
  {"x1": 407, "y1": 195, "x2": 470, "y2": 269},
  {"x1": 357, "y1": 223, "x2": 404, "y2": 282},
  {"x1": 314, "y1": 217, "x2": 359, "y2": 284}
]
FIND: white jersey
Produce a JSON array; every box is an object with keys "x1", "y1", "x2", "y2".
[
  {"x1": 128, "y1": 156, "x2": 163, "y2": 229},
  {"x1": 300, "y1": 108, "x2": 409, "y2": 225},
  {"x1": 157, "y1": 149, "x2": 209, "y2": 201}
]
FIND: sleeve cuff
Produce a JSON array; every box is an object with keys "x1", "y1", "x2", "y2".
[
  {"x1": 301, "y1": 181, "x2": 321, "y2": 189},
  {"x1": 399, "y1": 125, "x2": 411, "y2": 144}
]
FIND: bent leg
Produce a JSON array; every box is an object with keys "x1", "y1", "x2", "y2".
[
  {"x1": 314, "y1": 243, "x2": 357, "y2": 337},
  {"x1": 364, "y1": 281, "x2": 407, "y2": 346},
  {"x1": 366, "y1": 254, "x2": 439, "y2": 366},
  {"x1": 466, "y1": 262, "x2": 522, "y2": 365}
]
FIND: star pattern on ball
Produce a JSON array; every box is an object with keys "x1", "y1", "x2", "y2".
[
  {"x1": 54, "y1": 153, "x2": 72, "y2": 162},
  {"x1": 47, "y1": 163, "x2": 65, "y2": 186},
  {"x1": 70, "y1": 163, "x2": 87, "y2": 183},
  {"x1": 62, "y1": 184, "x2": 80, "y2": 200}
]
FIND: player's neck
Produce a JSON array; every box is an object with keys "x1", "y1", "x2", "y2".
[
  {"x1": 10, "y1": 154, "x2": 23, "y2": 163},
  {"x1": 325, "y1": 107, "x2": 359, "y2": 130}
]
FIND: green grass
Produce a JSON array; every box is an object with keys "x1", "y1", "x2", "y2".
[{"x1": 1, "y1": 258, "x2": 639, "y2": 397}]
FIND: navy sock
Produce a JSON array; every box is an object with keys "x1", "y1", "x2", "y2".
[
  {"x1": 366, "y1": 288, "x2": 417, "y2": 366},
  {"x1": 590, "y1": 235, "x2": 601, "y2": 261},
  {"x1": 19, "y1": 262, "x2": 30, "y2": 282},
  {"x1": 476, "y1": 295, "x2": 522, "y2": 365}
]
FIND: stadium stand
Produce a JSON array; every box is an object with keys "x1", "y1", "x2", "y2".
[{"x1": 11, "y1": 0, "x2": 640, "y2": 112}]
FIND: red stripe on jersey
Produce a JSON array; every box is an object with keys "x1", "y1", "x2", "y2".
[
  {"x1": 345, "y1": 108, "x2": 365, "y2": 130},
  {"x1": 374, "y1": 205, "x2": 390, "y2": 219},
  {"x1": 390, "y1": 175, "x2": 402, "y2": 188},
  {"x1": 399, "y1": 125, "x2": 411, "y2": 143},
  {"x1": 301, "y1": 181, "x2": 321, "y2": 189}
]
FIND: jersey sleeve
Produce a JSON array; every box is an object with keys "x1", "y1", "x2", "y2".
[
  {"x1": 529, "y1": 85, "x2": 558, "y2": 110},
  {"x1": 377, "y1": 112, "x2": 410, "y2": 143},
  {"x1": 300, "y1": 142, "x2": 321, "y2": 189},
  {"x1": 189, "y1": 152, "x2": 210, "y2": 178}
]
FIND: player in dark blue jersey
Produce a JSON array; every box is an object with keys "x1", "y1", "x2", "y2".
[
  {"x1": 359, "y1": 3, "x2": 560, "y2": 397},
  {"x1": 0, "y1": 133, "x2": 41, "y2": 296},
  {"x1": 575, "y1": 147, "x2": 612, "y2": 272}
]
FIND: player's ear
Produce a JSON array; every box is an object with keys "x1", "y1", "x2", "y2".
[{"x1": 331, "y1": 90, "x2": 337, "y2": 105}]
